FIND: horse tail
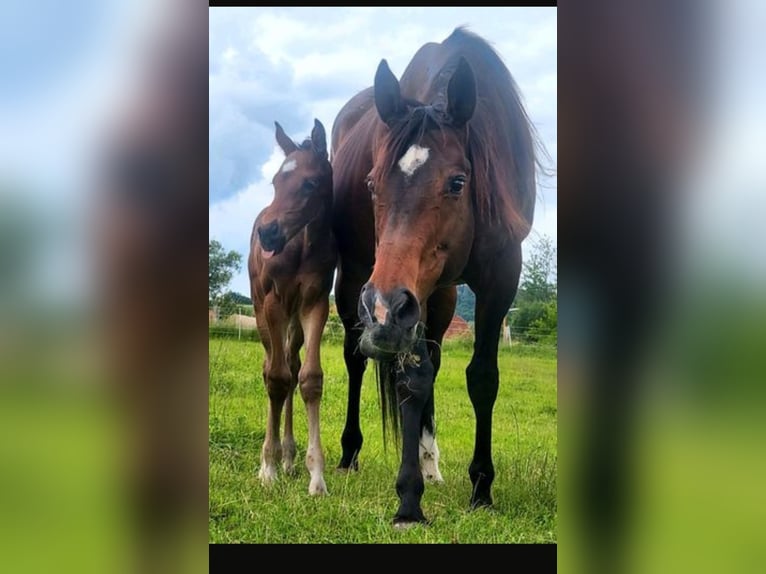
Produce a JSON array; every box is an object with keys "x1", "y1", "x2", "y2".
[{"x1": 374, "y1": 359, "x2": 401, "y2": 450}]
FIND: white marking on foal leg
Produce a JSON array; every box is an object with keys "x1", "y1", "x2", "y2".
[
  {"x1": 282, "y1": 388, "x2": 297, "y2": 474},
  {"x1": 258, "y1": 400, "x2": 282, "y2": 486},
  {"x1": 419, "y1": 428, "x2": 444, "y2": 483},
  {"x1": 280, "y1": 158, "x2": 297, "y2": 173},
  {"x1": 305, "y1": 398, "x2": 328, "y2": 495},
  {"x1": 398, "y1": 144, "x2": 430, "y2": 176},
  {"x1": 258, "y1": 438, "x2": 281, "y2": 486}
]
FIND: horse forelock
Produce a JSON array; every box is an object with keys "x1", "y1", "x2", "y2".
[
  {"x1": 375, "y1": 103, "x2": 451, "y2": 186},
  {"x1": 379, "y1": 29, "x2": 538, "y2": 238}
]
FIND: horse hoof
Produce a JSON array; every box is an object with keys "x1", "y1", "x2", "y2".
[
  {"x1": 470, "y1": 496, "x2": 493, "y2": 510},
  {"x1": 393, "y1": 517, "x2": 430, "y2": 530},
  {"x1": 257, "y1": 465, "x2": 278, "y2": 486},
  {"x1": 422, "y1": 472, "x2": 444, "y2": 484},
  {"x1": 308, "y1": 478, "x2": 328, "y2": 496},
  {"x1": 393, "y1": 512, "x2": 428, "y2": 528},
  {"x1": 336, "y1": 461, "x2": 359, "y2": 473}
]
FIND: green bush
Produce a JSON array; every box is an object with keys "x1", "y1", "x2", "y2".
[{"x1": 511, "y1": 300, "x2": 557, "y2": 344}]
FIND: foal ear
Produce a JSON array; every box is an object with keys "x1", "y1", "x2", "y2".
[
  {"x1": 446, "y1": 57, "x2": 476, "y2": 128},
  {"x1": 311, "y1": 118, "x2": 328, "y2": 159},
  {"x1": 274, "y1": 121, "x2": 298, "y2": 156},
  {"x1": 374, "y1": 59, "x2": 405, "y2": 127}
]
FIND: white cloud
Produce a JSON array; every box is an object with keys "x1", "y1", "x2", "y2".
[
  {"x1": 209, "y1": 145, "x2": 287, "y2": 295},
  {"x1": 210, "y1": 6, "x2": 558, "y2": 283}
]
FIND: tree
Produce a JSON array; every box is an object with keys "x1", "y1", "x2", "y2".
[
  {"x1": 227, "y1": 292, "x2": 252, "y2": 305},
  {"x1": 209, "y1": 239, "x2": 242, "y2": 306},
  {"x1": 510, "y1": 235, "x2": 557, "y2": 343},
  {"x1": 516, "y1": 234, "x2": 557, "y2": 306}
]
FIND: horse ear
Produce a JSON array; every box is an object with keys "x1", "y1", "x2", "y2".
[
  {"x1": 374, "y1": 59, "x2": 404, "y2": 127},
  {"x1": 311, "y1": 119, "x2": 327, "y2": 159},
  {"x1": 446, "y1": 57, "x2": 476, "y2": 128},
  {"x1": 274, "y1": 121, "x2": 298, "y2": 155}
]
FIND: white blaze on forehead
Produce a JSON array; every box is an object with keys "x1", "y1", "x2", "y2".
[
  {"x1": 398, "y1": 145, "x2": 430, "y2": 176},
  {"x1": 280, "y1": 159, "x2": 297, "y2": 174}
]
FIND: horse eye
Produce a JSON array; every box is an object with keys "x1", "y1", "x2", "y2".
[
  {"x1": 366, "y1": 179, "x2": 375, "y2": 193},
  {"x1": 303, "y1": 179, "x2": 319, "y2": 192},
  {"x1": 448, "y1": 176, "x2": 466, "y2": 195}
]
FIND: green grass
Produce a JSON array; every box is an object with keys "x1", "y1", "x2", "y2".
[{"x1": 209, "y1": 336, "x2": 557, "y2": 543}]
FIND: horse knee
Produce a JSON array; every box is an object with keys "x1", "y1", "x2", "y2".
[
  {"x1": 266, "y1": 367, "x2": 292, "y2": 402},
  {"x1": 466, "y1": 360, "x2": 499, "y2": 405},
  {"x1": 299, "y1": 369, "x2": 323, "y2": 403},
  {"x1": 396, "y1": 470, "x2": 425, "y2": 499}
]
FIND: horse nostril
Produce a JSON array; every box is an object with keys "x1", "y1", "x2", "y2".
[
  {"x1": 258, "y1": 221, "x2": 280, "y2": 242},
  {"x1": 390, "y1": 288, "x2": 420, "y2": 329},
  {"x1": 358, "y1": 282, "x2": 377, "y2": 325}
]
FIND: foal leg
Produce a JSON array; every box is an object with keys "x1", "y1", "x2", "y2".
[
  {"x1": 281, "y1": 387, "x2": 297, "y2": 474},
  {"x1": 335, "y1": 269, "x2": 369, "y2": 470},
  {"x1": 393, "y1": 337, "x2": 434, "y2": 526},
  {"x1": 299, "y1": 298, "x2": 330, "y2": 495},
  {"x1": 420, "y1": 286, "x2": 456, "y2": 483},
  {"x1": 258, "y1": 300, "x2": 291, "y2": 486},
  {"x1": 259, "y1": 361, "x2": 291, "y2": 485},
  {"x1": 282, "y1": 321, "x2": 304, "y2": 475}
]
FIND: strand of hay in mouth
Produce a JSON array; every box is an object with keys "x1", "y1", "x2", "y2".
[{"x1": 394, "y1": 351, "x2": 421, "y2": 373}]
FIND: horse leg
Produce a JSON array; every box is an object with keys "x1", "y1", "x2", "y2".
[
  {"x1": 282, "y1": 319, "x2": 303, "y2": 475},
  {"x1": 258, "y1": 299, "x2": 291, "y2": 486},
  {"x1": 419, "y1": 286, "x2": 456, "y2": 483},
  {"x1": 298, "y1": 297, "x2": 329, "y2": 495},
  {"x1": 393, "y1": 337, "x2": 434, "y2": 526},
  {"x1": 281, "y1": 387, "x2": 296, "y2": 474},
  {"x1": 466, "y1": 249, "x2": 520, "y2": 508},
  {"x1": 336, "y1": 269, "x2": 368, "y2": 470}
]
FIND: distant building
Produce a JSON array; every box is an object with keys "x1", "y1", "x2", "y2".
[{"x1": 444, "y1": 315, "x2": 472, "y2": 339}]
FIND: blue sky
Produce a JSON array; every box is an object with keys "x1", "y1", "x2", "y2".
[{"x1": 209, "y1": 7, "x2": 558, "y2": 297}]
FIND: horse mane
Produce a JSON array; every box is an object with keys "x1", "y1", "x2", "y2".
[{"x1": 379, "y1": 26, "x2": 542, "y2": 239}]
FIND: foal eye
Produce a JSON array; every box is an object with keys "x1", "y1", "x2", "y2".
[
  {"x1": 447, "y1": 175, "x2": 466, "y2": 195},
  {"x1": 302, "y1": 179, "x2": 319, "y2": 192}
]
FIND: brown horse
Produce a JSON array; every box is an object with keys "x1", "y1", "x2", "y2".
[
  {"x1": 331, "y1": 27, "x2": 539, "y2": 525},
  {"x1": 249, "y1": 119, "x2": 336, "y2": 495}
]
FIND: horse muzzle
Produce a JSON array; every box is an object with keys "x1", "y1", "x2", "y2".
[
  {"x1": 257, "y1": 220, "x2": 287, "y2": 256},
  {"x1": 358, "y1": 283, "x2": 421, "y2": 359}
]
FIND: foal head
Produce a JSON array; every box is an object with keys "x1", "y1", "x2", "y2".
[
  {"x1": 358, "y1": 58, "x2": 477, "y2": 359},
  {"x1": 257, "y1": 119, "x2": 331, "y2": 258}
]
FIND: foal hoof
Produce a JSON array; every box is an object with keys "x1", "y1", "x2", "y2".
[
  {"x1": 257, "y1": 465, "x2": 278, "y2": 486},
  {"x1": 308, "y1": 477, "x2": 328, "y2": 496}
]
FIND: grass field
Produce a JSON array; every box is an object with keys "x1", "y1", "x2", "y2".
[{"x1": 209, "y1": 335, "x2": 557, "y2": 543}]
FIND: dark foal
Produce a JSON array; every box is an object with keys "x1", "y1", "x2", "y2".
[
  {"x1": 249, "y1": 119, "x2": 336, "y2": 495},
  {"x1": 331, "y1": 28, "x2": 539, "y2": 524}
]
